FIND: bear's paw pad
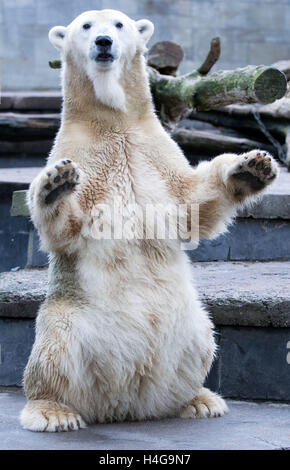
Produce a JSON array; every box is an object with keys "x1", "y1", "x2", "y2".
[
  {"x1": 231, "y1": 150, "x2": 278, "y2": 191},
  {"x1": 40, "y1": 159, "x2": 81, "y2": 204}
]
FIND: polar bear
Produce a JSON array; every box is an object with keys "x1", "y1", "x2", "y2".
[{"x1": 20, "y1": 9, "x2": 278, "y2": 432}]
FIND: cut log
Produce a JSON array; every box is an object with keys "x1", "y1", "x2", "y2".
[
  {"x1": 147, "y1": 41, "x2": 184, "y2": 76},
  {"x1": 149, "y1": 65, "x2": 287, "y2": 124},
  {"x1": 272, "y1": 60, "x2": 290, "y2": 81}
]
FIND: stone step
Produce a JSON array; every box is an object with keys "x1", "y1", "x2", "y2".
[
  {"x1": 0, "y1": 93, "x2": 60, "y2": 161},
  {"x1": 0, "y1": 261, "x2": 290, "y2": 401},
  {"x1": 0, "y1": 112, "x2": 59, "y2": 138},
  {"x1": 1, "y1": 388, "x2": 290, "y2": 450},
  {"x1": 0, "y1": 91, "x2": 62, "y2": 112}
]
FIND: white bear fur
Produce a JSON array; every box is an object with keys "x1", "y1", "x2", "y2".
[{"x1": 20, "y1": 10, "x2": 278, "y2": 431}]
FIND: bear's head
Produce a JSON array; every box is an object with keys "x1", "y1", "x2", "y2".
[{"x1": 49, "y1": 10, "x2": 154, "y2": 112}]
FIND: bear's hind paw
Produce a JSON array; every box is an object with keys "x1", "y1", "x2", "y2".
[
  {"x1": 20, "y1": 400, "x2": 86, "y2": 432},
  {"x1": 180, "y1": 387, "x2": 228, "y2": 419}
]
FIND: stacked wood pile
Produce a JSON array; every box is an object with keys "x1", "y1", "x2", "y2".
[{"x1": 146, "y1": 40, "x2": 290, "y2": 169}]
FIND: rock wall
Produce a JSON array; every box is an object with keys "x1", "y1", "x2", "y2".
[{"x1": 0, "y1": 0, "x2": 289, "y2": 90}]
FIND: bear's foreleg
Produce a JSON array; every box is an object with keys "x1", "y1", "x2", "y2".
[
  {"x1": 28, "y1": 159, "x2": 85, "y2": 252},
  {"x1": 190, "y1": 150, "x2": 278, "y2": 239}
]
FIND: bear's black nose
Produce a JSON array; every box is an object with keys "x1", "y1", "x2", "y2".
[{"x1": 95, "y1": 36, "x2": 113, "y2": 48}]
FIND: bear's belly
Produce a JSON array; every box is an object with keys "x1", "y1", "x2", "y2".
[{"x1": 63, "y1": 238, "x2": 215, "y2": 422}]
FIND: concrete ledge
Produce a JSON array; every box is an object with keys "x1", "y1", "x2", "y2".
[
  {"x1": 1, "y1": 261, "x2": 290, "y2": 327},
  {"x1": 192, "y1": 261, "x2": 290, "y2": 327},
  {"x1": 0, "y1": 267, "x2": 47, "y2": 318}
]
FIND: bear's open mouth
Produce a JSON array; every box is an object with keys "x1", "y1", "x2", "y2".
[{"x1": 96, "y1": 53, "x2": 114, "y2": 63}]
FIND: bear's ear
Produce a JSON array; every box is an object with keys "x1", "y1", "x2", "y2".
[
  {"x1": 136, "y1": 19, "x2": 154, "y2": 45},
  {"x1": 49, "y1": 26, "x2": 67, "y2": 50}
]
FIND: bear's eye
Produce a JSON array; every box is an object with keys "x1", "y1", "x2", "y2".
[
  {"x1": 115, "y1": 22, "x2": 123, "y2": 29},
  {"x1": 83, "y1": 23, "x2": 91, "y2": 30}
]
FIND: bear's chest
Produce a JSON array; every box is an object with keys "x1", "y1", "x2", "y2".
[{"x1": 79, "y1": 140, "x2": 173, "y2": 213}]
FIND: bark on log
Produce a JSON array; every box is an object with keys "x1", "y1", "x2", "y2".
[
  {"x1": 272, "y1": 60, "x2": 290, "y2": 81},
  {"x1": 149, "y1": 65, "x2": 287, "y2": 124}
]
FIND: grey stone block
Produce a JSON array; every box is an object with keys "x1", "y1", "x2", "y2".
[
  {"x1": 238, "y1": 193, "x2": 290, "y2": 220},
  {"x1": 0, "y1": 319, "x2": 35, "y2": 386},
  {"x1": 189, "y1": 237, "x2": 229, "y2": 261},
  {"x1": 229, "y1": 218, "x2": 290, "y2": 261},
  {"x1": 219, "y1": 326, "x2": 290, "y2": 400},
  {"x1": 188, "y1": 217, "x2": 290, "y2": 262},
  {"x1": 192, "y1": 261, "x2": 290, "y2": 328},
  {"x1": 0, "y1": 268, "x2": 47, "y2": 319},
  {"x1": 27, "y1": 229, "x2": 48, "y2": 269},
  {"x1": 0, "y1": 201, "x2": 31, "y2": 272},
  {"x1": 0, "y1": 232, "x2": 30, "y2": 273},
  {"x1": 204, "y1": 328, "x2": 221, "y2": 393}
]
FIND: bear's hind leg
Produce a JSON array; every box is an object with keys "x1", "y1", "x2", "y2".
[
  {"x1": 20, "y1": 400, "x2": 86, "y2": 432},
  {"x1": 180, "y1": 388, "x2": 228, "y2": 419}
]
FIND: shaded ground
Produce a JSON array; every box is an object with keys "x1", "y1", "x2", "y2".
[{"x1": 1, "y1": 388, "x2": 290, "y2": 450}]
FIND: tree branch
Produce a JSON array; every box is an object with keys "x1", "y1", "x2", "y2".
[{"x1": 197, "y1": 37, "x2": 221, "y2": 76}]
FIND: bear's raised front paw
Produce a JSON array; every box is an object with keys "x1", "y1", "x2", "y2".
[
  {"x1": 230, "y1": 150, "x2": 278, "y2": 193},
  {"x1": 40, "y1": 159, "x2": 81, "y2": 205}
]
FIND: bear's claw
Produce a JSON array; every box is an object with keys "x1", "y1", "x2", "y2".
[{"x1": 180, "y1": 387, "x2": 228, "y2": 419}]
